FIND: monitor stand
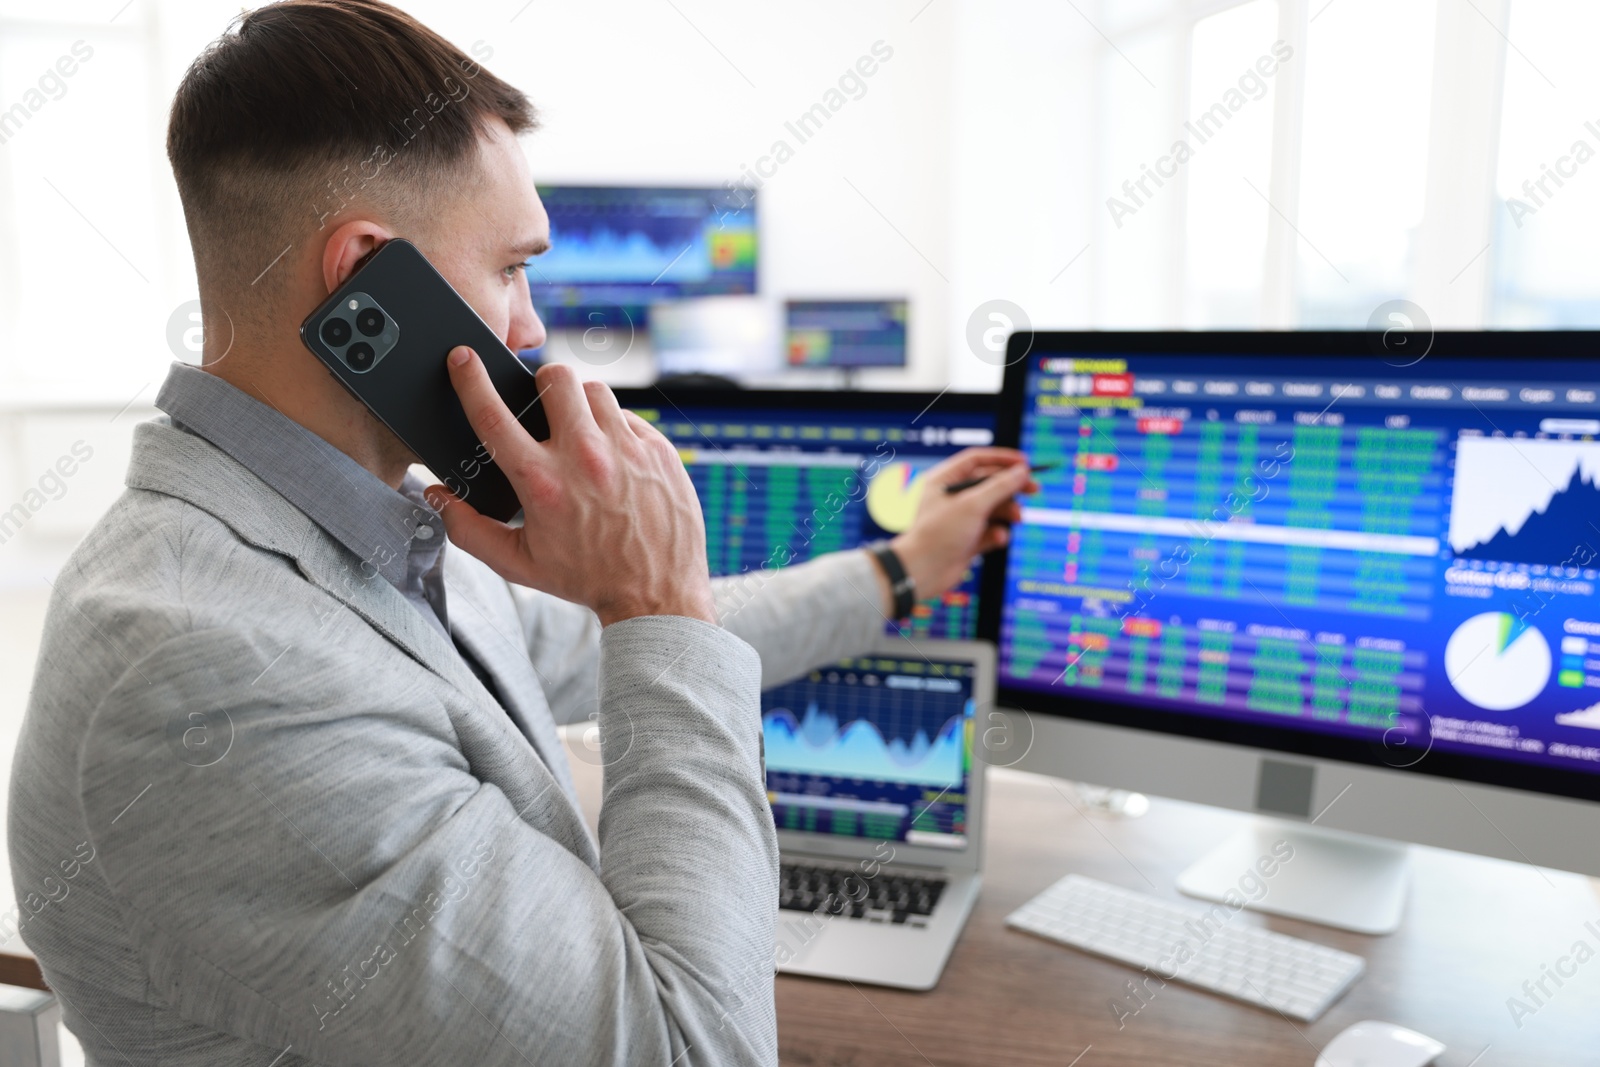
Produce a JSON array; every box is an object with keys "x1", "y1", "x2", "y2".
[{"x1": 1175, "y1": 819, "x2": 1410, "y2": 935}]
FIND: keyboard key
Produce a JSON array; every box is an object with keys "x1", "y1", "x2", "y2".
[{"x1": 779, "y1": 861, "x2": 947, "y2": 925}]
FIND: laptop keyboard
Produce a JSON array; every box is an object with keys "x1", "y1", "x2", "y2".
[{"x1": 778, "y1": 861, "x2": 946, "y2": 925}]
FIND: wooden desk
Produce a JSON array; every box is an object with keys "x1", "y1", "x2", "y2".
[{"x1": 563, "y1": 738, "x2": 1599, "y2": 1067}]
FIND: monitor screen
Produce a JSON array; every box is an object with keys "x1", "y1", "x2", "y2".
[
  {"x1": 527, "y1": 185, "x2": 757, "y2": 330},
  {"x1": 982, "y1": 333, "x2": 1600, "y2": 801},
  {"x1": 616, "y1": 388, "x2": 996, "y2": 640},
  {"x1": 786, "y1": 300, "x2": 908, "y2": 368},
  {"x1": 650, "y1": 297, "x2": 779, "y2": 378},
  {"x1": 762, "y1": 652, "x2": 976, "y2": 849}
]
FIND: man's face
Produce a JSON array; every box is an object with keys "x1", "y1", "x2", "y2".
[{"x1": 411, "y1": 118, "x2": 549, "y2": 355}]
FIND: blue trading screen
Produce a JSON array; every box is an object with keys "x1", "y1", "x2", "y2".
[
  {"x1": 999, "y1": 353, "x2": 1600, "y2": 779},
  {"x1": 527, "y1": 185, "x2": 757, "y2": 329},
  {"x1": 630, "y1": 401, "x2": 996, "y2": 639},
  {"x1": 786, "y1": 300, "x2": 909, "y2": 368},
  {"x1": 763, "y1": 655, "x2": 974, "y2": 848}
]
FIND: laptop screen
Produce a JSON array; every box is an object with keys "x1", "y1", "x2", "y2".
[{"x1": 762, "y1": 653, "x2": 976, "y2": 850}]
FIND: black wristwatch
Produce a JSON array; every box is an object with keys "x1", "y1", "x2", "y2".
[{"x1": 869, "y1": 541, "x2": 916, "y2": 620}]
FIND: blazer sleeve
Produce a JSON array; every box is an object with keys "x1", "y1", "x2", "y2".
[
  {"x1": 511, "y1": 548, "x2": 888, "y2": 716},
  {"x1": 714, "y1": 548, "x2": 888, "y2": 688},
  {"x1": 78, "y1": 617, "x2": 780, "y2": 1067}
]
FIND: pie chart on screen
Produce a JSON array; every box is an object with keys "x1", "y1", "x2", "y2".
[
  {"x1": 1444, "y1": 612, "x2": 1551, "y2": 711},
  {"x1": 866, "y1": 462, "x2": 927, "y2": 533}
]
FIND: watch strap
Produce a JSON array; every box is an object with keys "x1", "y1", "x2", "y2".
[{"x1": 869, "y1": 541, "x2": 916, "y2": 619}]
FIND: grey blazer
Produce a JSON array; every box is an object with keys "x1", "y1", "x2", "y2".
[{"x1": 7, "y1": 417, "x2": 885, "y2": 1066}]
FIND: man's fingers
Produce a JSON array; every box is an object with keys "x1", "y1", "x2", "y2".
[
  {"x1": 961, "y1": 461, "x2": 1032, "y2": 511},
  {"x1": 921, "y1": 447, "x2": 1028, "y2": 486},
  {"x1": 425, "y1": 483, "x2": 528, "y2": 574},
  {"x1": 975, "y1": 523, "x2": 1012, "y2": 554},
  {"x1": 534, "y1": 362, "x2": 602, "y2": 441},
  {"x1": 991, "y1": 499, "x2": 1024, "y2": 525},
  {"x1": 446, "y1": 346, "x2": 541, "y2": 474},
  {"x1": 623, "y1": 409, "x2": 670, "y2": 444},
  {"x1": 582, "y1": 379, "x2": 632, "y2": 438}
]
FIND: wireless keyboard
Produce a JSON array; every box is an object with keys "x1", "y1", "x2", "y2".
[{"x1": 1006, "y1": 874, "x2": 1365, "y2": 1021}]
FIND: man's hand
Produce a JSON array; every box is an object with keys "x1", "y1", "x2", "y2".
[
  {"x1": 883, "y1": 447, "x2": 1038, "y2": 609},
  {"x1": 426, "y1": 349, "x2": 717, "y2": 628}
]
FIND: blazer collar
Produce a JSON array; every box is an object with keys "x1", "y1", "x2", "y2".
[
  {"x1": 123, "y1": 417, "x2": 594, "y2": 857},
  {"x1": 154, "y1": 361, "x2": 437, "y2": 590},
  {"x1": 125, "y1": 419, "x2": 475, "y2": 688}
]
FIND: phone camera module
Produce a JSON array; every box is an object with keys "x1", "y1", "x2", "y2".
[
  {"x1": 356, "y1": 307, "x2": 386, "y2": 337},
  {"x1": 324, "y1": 293, "x2": 397, "y2": 373},
  {"x1": 321, "y1": 317, "x2": 353, "y2": 347},
  {"x1": 346, "y1": 342, "x2": 376, "y2": 371}
]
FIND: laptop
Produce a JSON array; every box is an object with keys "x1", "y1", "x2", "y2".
[{"x1": 763, "y1": 637, "x2": 993, "y2": 990}]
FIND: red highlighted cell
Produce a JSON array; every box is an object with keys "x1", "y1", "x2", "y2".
[
  {"x1": 1137, "y1": 417, "x2": 1183, "y2": 435},
  {"x1": 1122, "y1": 617, "x2": 1162, "y2": 639},
  {"x1": 1093, "y1": 374, "x2": 1134, "y2": 396},
  {"x1": 1075, "y1": 453, "x2": 1118, "y2": 472}
]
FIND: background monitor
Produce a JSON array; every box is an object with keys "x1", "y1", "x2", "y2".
[
  {"x1": 786, "y1": 299, "x2": 909, "y2": 369},
  {"x1": 615, "y1": 387, "x2": 997, "y2": 640},
  {"x1": 650, "y1": 296, "x2": 780, "y2": 379},
  {"x1": 979, "y1": 331, "x2": 1600, "y2": 927},
  {"x1": 527, "y1": 185, "x2": 757, "y2": 330}
]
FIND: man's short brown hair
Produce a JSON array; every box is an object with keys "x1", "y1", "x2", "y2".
[{"x1": 167, "y1": 0, "x2": 536, "y2": 297}]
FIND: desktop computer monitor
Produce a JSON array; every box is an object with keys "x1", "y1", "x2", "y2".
[
  {"x1": 785, "y1": 300, "x2": 909, "y2": 369},
  {"x1": 527, "y1": 185, "x2": 757, "y2": 330},
  {"x1": 613, "y1": 387, "x2": 997, "y2": 640},
  {"x1": 650, "y1": 296, "x2": 780, "y2": 379},
  {"x1": 979, "y1": 330, "x2": 1600, "y2": 932}
]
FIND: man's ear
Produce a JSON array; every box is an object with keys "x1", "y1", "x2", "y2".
[{"x1": 321, "y1": 219, "x2": 393, "y2": 294}]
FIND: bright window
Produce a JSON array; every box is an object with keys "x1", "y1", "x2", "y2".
[
  {"x1": 1182, "y1": 0, "x2": 1280, "y2": 327},
  {"x1": 1491, "y1": 0, "x2": 1600, "y2": 325},
  {"x1": 1295, "y1": 0, "x2": 1437, "y2": 325}
]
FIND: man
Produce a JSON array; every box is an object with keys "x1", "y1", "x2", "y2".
[{"x1": 8, "y1": 2, "x2": 1034, "y2": 1064}]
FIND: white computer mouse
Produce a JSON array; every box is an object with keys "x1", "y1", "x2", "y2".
[{"x1": 1315, "y1": 1021, "x2": 1445, "y2": 1067}]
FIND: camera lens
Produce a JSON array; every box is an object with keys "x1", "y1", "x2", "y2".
[
  {"x1": 346, "y1": 342, "x2": 375, "y2": 371},
  {"x1": 356, "y1": 307, "x2": 386, "y2": 337},
  {"x1": 321, "y1": 317, "x2": 353, "y2": 347}
]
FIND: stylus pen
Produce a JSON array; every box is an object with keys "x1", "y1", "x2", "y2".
[{"x1": 944, "y1": 463, "x2": 1058, "y2": 494}]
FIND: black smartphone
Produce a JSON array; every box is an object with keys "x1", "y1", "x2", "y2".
[{"x1": 299, "y1": 238, "x2": 550, "y2": 523}]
